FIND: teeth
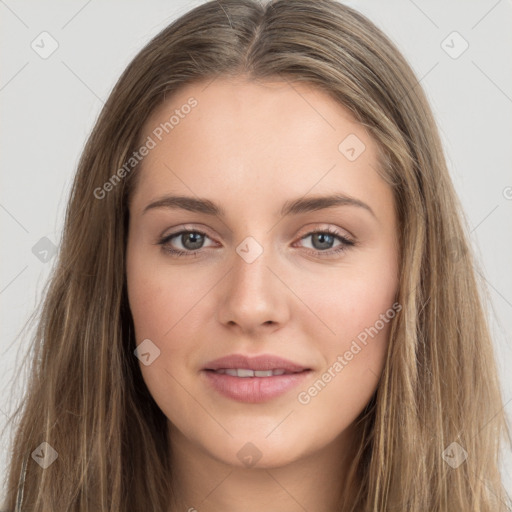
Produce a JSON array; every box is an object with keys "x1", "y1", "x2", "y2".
[
  {"x1": 215, "y1": 368, "x2": 290, "y2": 377},
  {"x1": 235, "y1": 368, "x2": 253, "y2": 377},
  {"x1": 254, "y1": 370, "x2": 273, "y2": 377}
]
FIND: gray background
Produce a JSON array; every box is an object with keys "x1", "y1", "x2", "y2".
[{"x1": 1, "y1": 0, "x2": 511, "y2": 500}]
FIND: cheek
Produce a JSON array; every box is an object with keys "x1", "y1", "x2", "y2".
[
  {"x1": 292, "y1": 257, "x2": 397, "y2": 418},
  {"x1": 126, "y1": 244, "x2": 207, "y2": 340},
  {"x1": 300, "y1": 261, "x2": 397, "y2": 357},
  {"x1": 126, "y1": 245, "x2": 213, "y2": 411},
  {"x1": 126, "y1": 255, "x2": 203, "y2": 431},
  {"x1": 127, "y1": 275, "x2": 180, "y2": 339}
]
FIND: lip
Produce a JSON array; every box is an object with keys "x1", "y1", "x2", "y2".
[{"x1": 202, "y1": 353, "x2": 311, "y2": 403}]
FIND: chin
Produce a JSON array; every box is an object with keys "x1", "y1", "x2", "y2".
[{"x1": 202, "y1": 432, "x2": 310, "y2": 469}]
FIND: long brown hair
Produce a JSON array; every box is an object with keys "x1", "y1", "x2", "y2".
[{"x1": 2, "y1": 0, "x2": 510, "y2": 510}]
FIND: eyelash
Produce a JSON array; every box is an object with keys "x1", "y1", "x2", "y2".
[{"x1": 156, "y1": 227, "x2": 356, "y2": 259}]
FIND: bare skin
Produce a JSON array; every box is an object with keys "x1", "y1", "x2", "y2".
[{"x1": 126, "y1": 76, "x2": 399, "y2": 511}]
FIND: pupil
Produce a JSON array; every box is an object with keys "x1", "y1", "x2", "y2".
[
  {"x1": 183, "y1": 232, "x2": 203, "y2": 250},
  {"x1": 313, "y1": 233, "x2": 333, "y2": 250}
]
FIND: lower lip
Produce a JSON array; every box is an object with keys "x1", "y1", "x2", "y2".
[{"x1": 202, "y1": 370, "x2": 311, "y2": 403}]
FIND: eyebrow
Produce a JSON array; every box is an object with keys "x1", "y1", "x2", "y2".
[{"x1": 142, "y1": 193, "x2": 376, "y2": 218}]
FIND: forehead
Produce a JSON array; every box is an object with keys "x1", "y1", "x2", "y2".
[
  {"x1": 141, "y1": 76, "x2": 364, "y2": 147},
  {"x1": 131, "y1": 77, "x2": 387, "y2": 216}
]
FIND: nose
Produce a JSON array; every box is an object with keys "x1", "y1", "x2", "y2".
[{"x1": 216, "y1": 239, "x2": 290, "y2": 336}]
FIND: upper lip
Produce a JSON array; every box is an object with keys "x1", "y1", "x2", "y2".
[{"x1": 203, "y1": 354, "x2": 309, "y2": 373}]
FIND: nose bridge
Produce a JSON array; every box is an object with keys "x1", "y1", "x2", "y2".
[
  {"x1": 217, "y1": 232, "x2": 288, "y2": 331},
  {"x1": 231, "y1": 233, "x2": 275, "y2": 301}
]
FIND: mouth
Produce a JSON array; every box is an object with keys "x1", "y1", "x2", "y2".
[{"x1": 201, "y1": 354, "x2": 312, "y2": 403}]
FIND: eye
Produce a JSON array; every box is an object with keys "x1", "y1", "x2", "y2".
[
  {"x1": 157, "y1": 229, "x2": 216, "y2": 257},
  {"x1": 156, "y1": 226, "x2": 356, "y2": 258},
  {"x1": 295, "y1": 227, "x2": 355, "y2": 257}
]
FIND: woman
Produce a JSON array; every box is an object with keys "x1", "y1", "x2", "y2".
[{"x1": 2, "y1": 0, "x2": 510, "y2": 510}]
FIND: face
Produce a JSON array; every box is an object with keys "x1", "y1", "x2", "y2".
[{"x1": 126, "y1": 76, "x2": 399, "y2": 469}]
